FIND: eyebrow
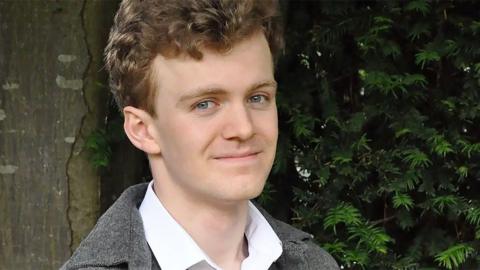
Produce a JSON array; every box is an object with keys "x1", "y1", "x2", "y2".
[{"x1": 177, "y1": 80, "x2": 278, "y2": 104}]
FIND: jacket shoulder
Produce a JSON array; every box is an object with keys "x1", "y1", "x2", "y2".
[
  {"x1": 302, "y1": 239, "x2": 340, "y2": 269},
  {"x1": 60, "y1": 183, "x2": 151, "y2": 270},
  {"x1": 261, "y1": 210, "x2": 339, "y2": 270},
  {"x1": 275, "y1": 221, "x2": 339, "y2": 269}
]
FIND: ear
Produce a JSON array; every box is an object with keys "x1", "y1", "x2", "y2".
[{"x1": 123, "y1": 106, "x2": 161, "y2": 154}]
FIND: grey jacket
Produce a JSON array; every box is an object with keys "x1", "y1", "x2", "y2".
[{"x1": 61, "y1": 183, "x2": 339, "y2": 270}]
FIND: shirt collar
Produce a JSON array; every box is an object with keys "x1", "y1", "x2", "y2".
[
  {"x1": 242, "y1": 201, "x2": 283, "y2": 269},
  {"x1": 139, "y1": 181, "x2": 283, "y2": 270},
  {"x1": 139, "y1": 181, "x2": 219, "y2": 270}
]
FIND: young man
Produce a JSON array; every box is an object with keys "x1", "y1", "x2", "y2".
[{"x1": 62, "y1": 0, "x2": 339, "y2": 269}]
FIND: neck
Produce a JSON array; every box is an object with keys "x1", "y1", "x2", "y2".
[
  {"x1": 151, "y1": 170, "x2": 250, "y2": 269},
  {"x1": 180, "y1": 202, "x2": 249, "y2": 268}
]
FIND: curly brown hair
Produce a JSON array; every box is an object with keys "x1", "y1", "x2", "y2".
[{"x1": 104, "y1": 0, "x2": 284, "y2": 115}]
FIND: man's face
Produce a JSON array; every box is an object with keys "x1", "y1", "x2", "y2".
[{"x1": 149, "y1": 32, "x2": 278, "y2": 205}]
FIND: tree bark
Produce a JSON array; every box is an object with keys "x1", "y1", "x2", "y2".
[{"x1": 0, "y1": 1, "x2": 117, "y2": 269}]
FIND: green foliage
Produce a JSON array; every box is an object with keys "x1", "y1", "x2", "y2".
[
  {"x1": 323, "y1": 203, "x2": 393, "y2": 267},
  {"x1": 347, "y1": 222, "x2": 393, "y2": 254},
  {"x1": 270, "y1": 0, "x2": 480, "y2": 268},
  {"x1": 404, "y1": 0, "x2": 430, "y2": 15},
  {"x1": 408, "y1": 23, "x2": 431, "y2": 41},
  {"x1": 85, "y1": 130, "x2": 112, "y2": 168},
  {"x1": 428, "y1": 135, "x2": 455, "y2": 157},
  {"x1": 362, "y1": 71, "x2": 427, "y2": 98},
  {"x1": 466, "y1": 207, "x2": 480, "y2": 226},
  {"x1": 430, "y1": 195, "x2": 462, "y2": 214},
  {"x1": 415, "y1": 49, "x2": 441, "y2": 69},
  {"x1": 402, "y1": 149, "x2": 432, "y2": 169},
  {"x1": 392, "y1": 193, "x2": 414, "y2": 211},
  {"x1": 458, "y1": 140, "x2": 480, "y2": 158},
  {"x1": 324, "y1": 202, "x2": 362, "y2": 234},
  {"x1": 85, "y1": 116, "x2": 125, "y2": 168},
  {"x1": 434, "y1": 244, "x2": 475, "y2": 270}
]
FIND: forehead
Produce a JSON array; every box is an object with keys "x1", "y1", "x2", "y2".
[{"x1": 150, "y1": 32, "x2": 274, "y2": 99}]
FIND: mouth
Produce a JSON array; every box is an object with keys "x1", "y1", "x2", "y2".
[{"x1": 213, "y1": 151, "x2": 261, "y2": 162}]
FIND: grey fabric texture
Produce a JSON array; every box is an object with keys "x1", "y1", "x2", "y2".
[{"x1": 61, "y1": 183, "x2": 339, "y2": 270}]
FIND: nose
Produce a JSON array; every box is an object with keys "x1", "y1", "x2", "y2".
[{"x1": 221, "y1": 104, "x2": 254, "y2": 141}]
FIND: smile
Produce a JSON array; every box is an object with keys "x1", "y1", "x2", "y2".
[{"x1": 213, "y1": 151, "x2": 261, "y2": 162}]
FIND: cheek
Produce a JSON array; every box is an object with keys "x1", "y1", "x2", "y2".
[
  {"x1": 257, "y1": 110, "x2": 278, "y2": 141},
  {"x1": 166, "y1": 117, "x2": 218, "y2": 154},
  {"x1": 155, "y1": 116, "x2": 191, "y2": 155}
]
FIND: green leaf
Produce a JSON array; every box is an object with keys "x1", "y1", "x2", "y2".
[
  {"x1": 408, "y1": 23, "x2": 431, "y2": 40},
  {"x1": 434, "y1": 243, "x2": 474, "y2": 269},
  {"x1": 382, "y1": 40, "x2": 402, "y2": 58},
  {"x1": 342, "y1": 249, "x2": 369, "y2": 268},
  {"x1": 367, "y1": 16, "x2": 393, "y2": 35},
  {"x1": 415, "y1": 49, "x2": 440, "y2": 69},
  {"x1": 441, "y1": 99, "x2": 456, "y2": 111},
  {"x1": 405, "y1": 0, "x2": 430, "y2": 15},
  {"x1": 324, "y1": 202, "x2": 362, "y2": 234},
  {"x1": 443, "y1": 39, "x2": 459, "y2": 57},
  {"x1": 346, "y1": 112, "x2": 367, "y2": 133},
  {"x1": 332, "y1": 149, "x2": 353, "y2": 165},
  {"x1": 431, "y1": 195, "x2": 460, "y2": 213},
  {"x1": 470, "y1": 20, "x2": 480, "y2": 35},
  {"x1": 403, "y1": 170, "x2": 421, "y2": 191},
  {"x1": 289, "y1": 109, "x2": 316, "y2": 139},
  {"x1": 428, "y1": 134, "x2": 455, "y2": 157},
  {"x1": 323, "y1": 240, "x2": 347, "y2": 255},
  {"x1": 473, "y1": 62, "x2": 480, "y2": 74},
  {"x1": 395, "y1": 128, "x2": 412, "y2": 138},
  {"x1": 85, "y1": 129, "x2": 112, "y2": 168},
  {"x1": 403, "y1": 73, "x2": 428, "y2": 88},
  {"x1": 351, "y1": 133, "x2": 371, "y2": 152},
  {"x1": 291, "y1": 203, "x2": 320, "y2": 228},
  {"x1": 402, "y1": 149, "x2": 432, "y2": 169},
  {"x1": 373, "y1": 16, "x2": 394, "y2": 25},
  {"x1": 456, "y1": 166, "x2": 469, "y2": 178},
  {"x1": 313, "y1": 166, "x2": 330, "y2": 187},
  {"x1": 347, "y1": 223, "x2": 393, "y2": 254},
  {"x1": 392, "y1": 258, "x2": 420, "y2": 270},
  {"x1": 393, "y1": 193, "x2": 414, "y2": 211},
  {"x1": 396, "y1": 209, "x2": 415, "y2": 230},
  {"x1": 457, "y1": 140, "x2": 480, "y2": 158},
  {"x1": 465, "y1": 207, "x2": 480, "y2": 226},
  {"x1": 362, "y1": 71, "x2": 407, "y2": 98},
  {"x1": 92, "y1": 154, "x2": 110, "y2": 168}
]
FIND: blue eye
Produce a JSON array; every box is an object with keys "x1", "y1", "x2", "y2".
[
  {"x1": 249, "y1": 95, "x2": 267, "y2": 103},
  {"x1": 195, "y1": 100, "x2": 215, "y2": 110}
]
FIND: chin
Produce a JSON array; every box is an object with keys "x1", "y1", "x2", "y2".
[{"x1": 221, "y1": 175, "x2": 267, "y2": 202}]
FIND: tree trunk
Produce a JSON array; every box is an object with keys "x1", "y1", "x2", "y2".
[{"x1": 0, "y1": 1, "x2": 117, "y2": 269}]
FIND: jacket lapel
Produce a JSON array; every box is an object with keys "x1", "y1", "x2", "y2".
[
  {"x1": 64, "y1": 183, "x2": 313, "y2": 270},
  {"x1": 62, "y1": 183, "x2": 152, "y2": 270}
]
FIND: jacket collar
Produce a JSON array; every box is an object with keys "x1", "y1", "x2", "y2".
[
  {"x1": 64, "y1": 183, "x2": 151, "y2": 269},
  {"x1": 64, "y1": 183, "x2": 311, "y2": 269}
]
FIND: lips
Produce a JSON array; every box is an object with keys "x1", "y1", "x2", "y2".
[{"x1": 213, "y1": 151, "x2": 261, "y2": 160}]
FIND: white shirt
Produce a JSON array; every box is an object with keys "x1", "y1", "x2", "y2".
[{"x1": 139, "y1": 181, "x2": 283, "y2": 270}]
